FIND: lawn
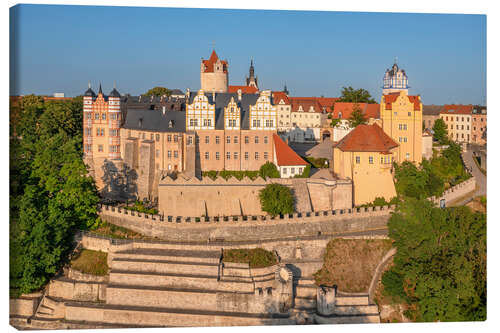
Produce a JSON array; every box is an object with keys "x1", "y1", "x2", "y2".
[
  {"x1": 223, "y1": 248, "x2": 277, "y2": 268},
  {"x1": 92, "y1": 220, "x2": 153, "y2": 240},
  {"x1": 70, "y1": 249, "x2": 108, "y2": 276},
  {"x1": 313, "y1": 239, "x2": 393, "y2": 292}
]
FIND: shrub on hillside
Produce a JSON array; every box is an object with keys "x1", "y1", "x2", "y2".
[
  {"x1": 223, "y1": 248, "x2": 277, "y2": 268},
  {"x1": 259, "y1": 161, "x2": 280, "y2": 179},
  {"x1": 259, "y1": 183, "x2": 294, "y2": 216}
]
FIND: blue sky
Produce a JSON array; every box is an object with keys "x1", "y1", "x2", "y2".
[{"x1": 10, "y1": 4, "x2": 486, "y2": 105}]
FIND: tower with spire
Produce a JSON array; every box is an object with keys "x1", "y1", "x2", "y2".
[
  {"x1": 383, "y1": 58, "x2": 409, "y2": 95},
  {"x1": 245, "y1": 59, "x2": 258, "y2": 89},
  {"x1": 200, "y1": 50, "x2": 228, "y2": 93}
]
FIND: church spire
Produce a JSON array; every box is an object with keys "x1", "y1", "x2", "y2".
[{"x1": 98, "y1": 82, "x2": 102, "y2": 95}]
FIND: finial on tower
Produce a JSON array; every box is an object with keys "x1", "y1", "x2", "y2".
[{"x1": 88, "y1": 81, "x2": 91, "y2": 89}]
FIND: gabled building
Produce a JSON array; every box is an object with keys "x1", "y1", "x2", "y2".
[
  {"x1": 439, "y1": 104, "x2": 473, "y2": 144},
  {"x1": 329, "y1": 102, "x2": 380, "y2": 141},
  {"x1": 272, "y1": 134, "x2": 308, "y2": 178},
  {"x1": 333, "y1": 124, "x2": 398, "y2": 205}
]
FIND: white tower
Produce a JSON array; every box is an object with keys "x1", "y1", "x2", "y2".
[{"x1": 383, "y1": 59, "x2": 409, "y2": 94}]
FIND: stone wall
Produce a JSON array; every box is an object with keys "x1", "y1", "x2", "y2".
[
  {"x1": 10, "y1": 295, "x2": 41, "y2": 317},
  {"x1": 157, "y1": 175, "x2": 353, "y2": 217},
  {"x1": 429, "y1": 177, "x2": 476, "y2": 205},
  {"x1": 47, "y1": 278, "x2": 106, "y2": 302},
  {"x1": 98, "y1": 204, "x2": 394, "y2": 242}
]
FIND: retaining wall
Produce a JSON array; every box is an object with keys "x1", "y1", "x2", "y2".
[
  {"x1": 9, "y1": 296, "x2": 41, "y2": 317},
  {"x1": 429, "y1": 177, "x2": 476, "y2": 204},
  {"x1": 47, "y1": 278, "x2": 106, "y2": 302},
  {"x1": 98, "y1": 204, "x2": 394, "y2": 242}
]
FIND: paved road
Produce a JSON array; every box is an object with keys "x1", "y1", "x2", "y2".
[{"x1": 462, "y1": 148, "x2": 486, "y2": 197}]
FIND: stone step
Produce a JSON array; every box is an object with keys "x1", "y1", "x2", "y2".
[
  {"x1": 64, "y1": 301, "x2": 293, "y2": 327},
  {"x1": 336, "y1": 295, "x2": 370, "y2": 306},
  {"x1": 294, "y1": 297, "x2": 317, "y2": 309},
  {"x1": 111, "y1": 257, "x2": 219, "y2": 276},
  {"x1": 112, "y1": 248, "x2": 220, "y2": 264},
  {"x1": 109, "y1": 268, "x2": 256, "y2": 292},
  {"x1": 314, "y1": 313, "x2": 380, "y2": 324},
  {"x1": 38, "y1": 304, "x2": 54, "y2": 315}
]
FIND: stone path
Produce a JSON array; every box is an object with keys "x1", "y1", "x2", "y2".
[{"x1": 461, "y1": 148, "x2": 486, "y2": 197}]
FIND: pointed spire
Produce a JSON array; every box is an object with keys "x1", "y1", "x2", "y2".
[{"x1": 98, "y1": 83, "x2": 102, "y2": 94}]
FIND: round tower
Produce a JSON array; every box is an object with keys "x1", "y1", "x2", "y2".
[{"x1": 200, "y1": 50, "x2": 228, "y2": 93}]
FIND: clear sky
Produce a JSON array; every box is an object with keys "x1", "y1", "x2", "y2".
[{"x1": 10, "y1": 4, "x2": 486, "y2": 105}]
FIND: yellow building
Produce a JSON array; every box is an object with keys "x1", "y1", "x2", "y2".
[
  {"x1": 380, "y1": 90, "x2": 422, "y2": 164},
  {"x1": 333, "y1": 124, "x2": 399, "y2": 206}
]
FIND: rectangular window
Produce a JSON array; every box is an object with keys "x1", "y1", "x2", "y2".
[
  {"x1": 264, "y1": 136, "x2": 268, "y2": 144},
  {"x1": 408, "y1": 112, "x2": 411, "y2": 116},
  {"x1": 205, "y1": 136, "x2": 209, "y2": 144},
  {"x1": 150, "y1": 134, "x2": 154, "y2": 140},
  {"x1": 283, "y1": 168, "x2": 287, "y2": 174},
  {"x1": 174, "y1": 151, "x2": 178, "y2": 158},
  {"x1": 98, "y1": 145, "x2": 103, "y2": 152},
  {"x1": 187, "y1": 136, "x2": 192, "y2": 145},
  {"x1": 156, "y1": 149, "x2": 160, "y2": 157},
  {"x1": 216, "y1": 136, "x2": 220, "y2": 144},
  {"x1": 234, "y1": 136, "x2": 238, "y2": 144},
  {"x1": 168, "y1": 150, "x2": 172, "y2": 158},
  {"x1": 355, "y1": 156, "x2": 360, "y2": 164},
  {"x1": 226, "y1": 152, "x2": 231, "y2": 160},
  {"x1": 255, "y1": 136, "x2": 259, "y2": 144},
  {"x1": 369, "y1": 156, "x2": 373, "y2": 164},
  {"x1": 216, "y1": 152, "x2": 220, "y2": 160},
  {"x1": 403, "y1": 124, "x2": 407, "y2": 130},
  {"x1": 174, "y1": 135, "x2": 178, "y2": 143},
  {"x1": 404, "y1": 137, "x2": 408, "y2": 143},
  {"x1": 291, "y1": 167, "x2": 295, "y2": 174},
  {"x1": 245, "y1": 152, "x2": 249, "y2": 160},
  {"x1": 95, "y1": 113, "x2": 99, "y2": 120},
  {"x1": 381, "y1": 156, "x2": 384, "y2": 164},
  {"x1": 264, "y1": 152, "x2": 268, "y2": 160},
  {"x1": 168, "y1": 135, "x2": 172, "y2": 142},
  {"x1": 406, "y1": 152, "x2": 410, "y2": 159},
  {"x1": 255, "y1": 152, "x2": 259, "y2": 160},
  {"x1": 226, "y1": 136, "x2": 231, "y2": 144},
  {"x1": 189, "y1": 119, "x2": 195, "y2": 127},
  {"x1": 156, "y1": 134, "x2": 160, "y2": 141},
  {"x1": 245, "y1": 136, "x2": 249, "y2": 144},
  {"x1": 205, "y1": 152, "x2": 209, "y2": 160},
  {"x1": 102, "y1": 113, "x2": 106, "y2": 120},
  {"x1": 234, "y1": 152, "x2": 238, "y2": 160}
]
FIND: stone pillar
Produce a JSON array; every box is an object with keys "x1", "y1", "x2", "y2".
[{"x1": 317, "y1": 285, "x2": 336, "y2": 316}]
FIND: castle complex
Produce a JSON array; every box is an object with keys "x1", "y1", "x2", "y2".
[{"x1": 83, "y1": 51, "x2": 423, "y2": 209}]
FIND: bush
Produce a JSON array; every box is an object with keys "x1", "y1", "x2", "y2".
[
  {"x1": 294, "y1": 164, "x2": 311, "y2": 178},
  {"x1": 259, "y1": 161, "x2": 280, "y2": 179},
  {"x1": 223, "y1": 248, "x2": 277, "y2": 268},
  {"x1": 202, "y1": 170, "x2": 260, "y2": 180},
  {"x1": 259, "y1": 183, "x2": 294, "y2": 216},
  {"x1": 124, "y1": 200, "x2": 158, "y2": 215}
]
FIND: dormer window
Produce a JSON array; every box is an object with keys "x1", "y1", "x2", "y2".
[
  {"x1": 338, "y1": 112, "x2": 342, "y2": 119},
  {"x1": 169, "y1": 120, "x2": 174, "y2": 128}
]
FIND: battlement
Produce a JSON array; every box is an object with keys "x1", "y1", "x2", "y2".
[{"x1": 429, "y1": 177, "x2": 476, "y2": 204}]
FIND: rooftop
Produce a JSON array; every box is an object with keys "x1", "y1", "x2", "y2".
[
  {"x1": 440, "y1": 104, "x2": 473, "y2": 115},
  {"x1": 335, "y1": 124, "x2": 398, "y2": 153},
  {"x1": 273, "y1": 134, "x2": 308, "y2": 166}
]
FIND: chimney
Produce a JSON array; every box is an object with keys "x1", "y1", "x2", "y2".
[{"x1": 237, "y1": 89, "x2": 242, "y2": 101}]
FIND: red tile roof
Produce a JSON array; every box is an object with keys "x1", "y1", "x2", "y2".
[
  {"x1": 440, "y1": 104, "x2": 473, "y2": 115},
  {"x1": 228, "y1": 85, "x2": 259, "y2": 94},
  {"x1": 335, "y1": 124, "x2": 398, "y2": 152},
  {"x1": 383, "y1": 92, "x2": 421, "y2": 111},
  {"x1": 272, "y1": 91, "x2": 290, "y2": 104},
  {"x1": 273, "y1": 134, "x2": 308, "y2": 166},
  {"x1": 289, "y1": 97, "x2": 323, "y2": 113},
  {"x1": 202, "y1": 50, "x2": 228, "y2": 73},
  {"x1": 316, "y1": 97, "x2": 339, "y2": 110},
  {"x1": 330, "y1": 102, "x2": 380, "y2": 119}
]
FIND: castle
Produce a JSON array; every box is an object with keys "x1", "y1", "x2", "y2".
[{"x1": 82, "y1": 52, "x2": 422, "y2": 209}]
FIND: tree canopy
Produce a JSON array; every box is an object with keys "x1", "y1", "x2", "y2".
[
  {"x1": 347, "y1": 104, "x2": 367, "y2": 128},
  {"x1": 337, "y1": 86, "x2": 376, "y2": 104},
  {"x1": 259, "y1": 161, "x2": 280, "y2": 179},
  {"x1": 10, "y1": 97, "x2": 100, "y2": 296},
  {"x1": 432, "y1": 118, "x2": 449, "y2": 145},
  {"x1": 144, "y1": 87, "x2": 171, "y2": 97},
  {"x1": 383, "y1": 198, "x2": 486, "y2": 322},
  {"x1": 259, "y1": 184, "x2": 294, "y2": 217}
]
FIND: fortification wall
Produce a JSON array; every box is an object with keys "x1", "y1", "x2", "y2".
[
  {"x1": 429, "y1": 177, "x2": 476, "y2": 205},
  {"x1": 157, "y1": 176, "x2": 353, "y2": 217},
  {"x1": 98, "y1": 204, "x2": 394, "y2": 242},
  {"x1": 9, "y1": 296, "x2": 41, "y2": 317},
  {"x1": 47, "y1": 279, "x2": 106, "y2": 302}
]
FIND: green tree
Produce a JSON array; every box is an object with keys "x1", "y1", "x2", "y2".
[
  {"x1": 144, "y1": 87, "x2": 171, "y2": 97},
  {"x1": 432, "y1": 118, "x2": 449, "y2": 145},
  {"x1": 337, "y1": 86, "x2": 376, "y2": 104},
  {"x1": 259, "y1": 161, "x2": 280, "y2": 179},
  {"x1": 383, "y1": 198, "x2": 486, "y2": 322},
  {"x1": 259, "y1": 184, "x2": 294, "y2": 216},
  {"x1": 347, "y1": 104, "x2": 367, "y2": 128}
]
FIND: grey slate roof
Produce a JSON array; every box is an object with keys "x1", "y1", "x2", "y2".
[
  {"x1": 122, "y1": 109, "x2": 186, "y2": 133},
  {"x1": 187, "y1": 92, "x2": 260, "y2": 130},
  {"x1": 84, "y1": 88, "x2": 96, "y2": 97},
  {"x1": 170, "y1": 89, "x2": 184, "y2": 95},
  {"x1": 422, "y1": 105, "x2": 443, "y2": 115},
  {"x1": 109, "y1": 88, "x2": 121, "y2": 98}
]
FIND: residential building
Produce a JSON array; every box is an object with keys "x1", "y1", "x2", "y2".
[
  {"x1": 471, "y1": 105, "x2": 486, "y2": 145},
  {"x1": 329, "y1": 102, "x2": 380, "y2": 141},
  {"x1": 333, "y1": 124, "x2": 398, "y2": 205},
  {"x1": 439, "y1": 104, "x2": 473, "y2": 144},
  {"x1": 422, "y1": 104, "x2": 443, "y2": 130},
  {"x1": 272, "y1": 134, "x2": 308, "y2": 178},
  {"x1": 422, "y1": 128, "x2": 433, "y2": 159},
  {"x1": 288, "y1": 97, "x2": 325, "y2": 142},
  {"x1": 273, "y1": 91, "x2": 292, "y2": 132}
]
